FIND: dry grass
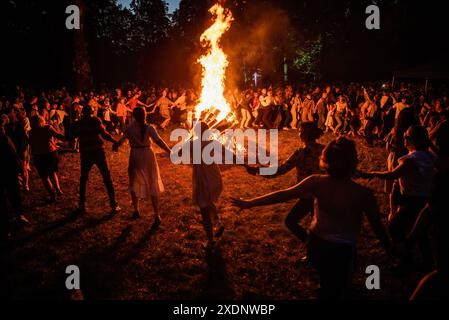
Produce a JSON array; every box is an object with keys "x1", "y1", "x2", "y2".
[{"x1": 1, "y1": 130, "x2": 423, "y2": 300}]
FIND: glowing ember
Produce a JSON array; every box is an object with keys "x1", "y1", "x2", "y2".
[{"x1": 195, "y1": 4, "x2": 234, "y2": 122}]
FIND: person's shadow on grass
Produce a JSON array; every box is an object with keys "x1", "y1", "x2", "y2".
[{"x1": 202, "y1": 247, "x2": 233, "y2": 299}]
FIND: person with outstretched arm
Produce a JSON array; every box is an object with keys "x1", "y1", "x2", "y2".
[
  {"x1": 232, "y1": 137, "x2": 394, "y2": 299},
  {"x1": 73, "y1": 105, "x2": 121, "y2": 215}
]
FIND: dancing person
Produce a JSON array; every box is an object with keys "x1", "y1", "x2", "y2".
[
  {"x1": 325, "y1": 103, "x2": 337, "y2": 133},
  {"x1": 240, "y1": 91, "x2": 252, "y2": 129},
  {"x1": 151, "y1": 89, "x2": 174, "y2": 130},
  {"x1": 410, "y1": 114, "x2": 449, "y2": 299},
  {"x1": 363, "y1": 89, "x2": 380, "y2": 146},
  {"x1": 361, "y1": 126, "x2": 435, "y2": 243},
  {"x1": 315, "y1": 92, "x2": 328, "y2": 130},
  {"x1": 13, "y1": 110, "x2": 31, "y2": 192},
  {"x1": 176, "y1": 122, "x2": 251, "y2": 249},
  {"x1": 114, "y1": 108, "x2": 171, "y2": 227},
  {"x1": 173, "y1": 90, "x2": 188, "y2": 127},
  {"x1": 290, "y1": 92, "x2": 302, "y2": 129},
  {"x1": 73, "y1": 106, "x2": 121, "y2": 215},
  {"x1": 1, "y1": 117, "x2": 29, "y2": 239},
  {"x1": 232, "y1": 137, "x2": 394, "y2": 299},
  {"x1": 116, "y1": 97, "x2": 132, "y2": 135},
  {"x1": 250, "y1": 91, "x2": 261, "y2": 128},
  {"x1": 247, "y1": 122, "x2": 325, "y2": 243},
  {"x1": 301, "y1": 93, "x2": 315, "y2": 123},
  {"x1": 29, "y1": 115, "x2": 65, "y2": 202},
  {"x1": 260, "y1": 89, "x2": 274, "y2": 129}
]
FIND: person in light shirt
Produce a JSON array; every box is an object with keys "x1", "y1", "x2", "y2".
[{"x1": 151, "y1": 89, "x2": 174, "y2": 130}]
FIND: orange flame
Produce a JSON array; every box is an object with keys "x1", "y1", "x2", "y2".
[{"x1": 195, "y1": 4, "x2": 234, "y2": 122}]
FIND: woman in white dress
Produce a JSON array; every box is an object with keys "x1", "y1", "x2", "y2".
[{"x1": 114, "y1": 107, "x2": 171, "y2": 226}]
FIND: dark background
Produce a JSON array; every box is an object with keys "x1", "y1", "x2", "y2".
[{"x1": 1, "y1": 0, "x2": 448, "y2": 89}]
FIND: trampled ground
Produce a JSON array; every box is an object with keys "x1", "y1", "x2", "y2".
[{"x1": 1, "y1": 130, "x2": 423, "y2": 300}]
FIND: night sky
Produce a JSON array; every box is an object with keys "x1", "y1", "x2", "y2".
[{"x1": 118, "y1": 0, "x2": 180, "y2": 13}]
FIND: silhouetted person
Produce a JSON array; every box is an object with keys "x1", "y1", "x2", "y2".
[
  {"x1": 29, "y1": 115, "x2": 65, "y2": 202},
  {"x1": 233, "y1": 137, "x2": 394, "y2": 299},
  {"x1": 73, "y1": 106, "x2": 120, "y2": 214},
  {"x1": 1, "y1": 117, "x2": 29, "y2": 239}
]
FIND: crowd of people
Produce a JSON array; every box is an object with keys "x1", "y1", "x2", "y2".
[{"x1": 0, "y1": 81, "x2": 448, "y2": 300}]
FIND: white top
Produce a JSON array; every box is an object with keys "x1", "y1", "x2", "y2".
[{"x1": 398, "y1": 150, "x2": 436, "y2": 198}]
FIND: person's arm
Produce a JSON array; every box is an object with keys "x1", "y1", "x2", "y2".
[
  {"x1": 267, "y1": 150, "x2": 300, "y2": 178},
  {"x1": 115, "y1": 130, "x2": 128, "y2": 150},
  {"x1": 98, "y1": 119, "x2": 116, "y2": 143},
  {"x1": 49, "y1": 126, "x2": 66, "y2": 141},
  {"x1": 136, "y1": 100, "x2": 147, "y2": 107},
  {"x1": 149, "y1": 125, "x2": 171, "y2": 154},
  {"x1": 363, "y1": 189, "x2": 394, "y2": 253},
  {"x1": 150, "y1": 99, "x2": 160, "y2": 113},
  {"x1": 364, "y1": 89, "x2": 373, "y2": 104},
  {"x1": 366, "y1": 158, "x2": 416, "y2": 180},
  {"x1": 231, "y1": 175, "x2": 316, "y2": 209}
]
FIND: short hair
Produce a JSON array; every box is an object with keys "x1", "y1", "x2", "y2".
[{"x1": 320, "y1": 137, "x2": 358, "y2": 179}]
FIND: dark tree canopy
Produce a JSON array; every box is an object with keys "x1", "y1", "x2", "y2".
[{"x1": 1, "y1": 0, "x2": 448, "y2": 89}]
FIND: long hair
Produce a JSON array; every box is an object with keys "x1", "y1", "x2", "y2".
[{"x1": 133, "y1": 107, "x2": 147, "y2": 143}]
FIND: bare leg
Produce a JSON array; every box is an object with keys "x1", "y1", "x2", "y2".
[
  {"x1": 41, "y1": 175, "x2": 56, "y2": 200},
  {"x1": 22, "y1": 162, "x2": 29, "y2": 191},
  {"x1": 150, "y1": 196, "x2": 161, "y2": 229},
  {"x1": 160, "y1": 117, "x2": 171, "y2": 129},
  {"x1": 131, "y1": 192, "x2": 140, "y2": 218},
  {"x1": 50, "y1": 172, "x2": 62, "y2": 194}
]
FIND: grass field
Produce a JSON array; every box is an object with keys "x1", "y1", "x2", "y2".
[{"x1": 1, "y1": 130, "x2": 423, "y2": 300}]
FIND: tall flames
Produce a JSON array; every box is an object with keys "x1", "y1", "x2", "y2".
[{"x1": 195, "y1": 4, "x2": 234, "y2": 122}]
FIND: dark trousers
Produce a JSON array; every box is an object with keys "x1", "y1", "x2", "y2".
[
  {"x1": 278, "y1": 106, "x2": 291, "y2": 129},
  {"x1": 365, "y1": 119, "x2": 376, "y2": 146},
  {"x1": 262, "y1": 106, "x2": 274, "y2": 128},
  {"x1": 317, "y1": 112, "x2": 327, "y2": 130},
  {"x1": 117, "y1": 116, "x2": 126, "y2": 134},
  {"x1": 1, "y1": 176, "x2": 22, "y2": 236},
  {"x1": 307, "y1": 233, "x2": 355, "y2": 299},
  {"x1": 390, "y1": 196, "x2": 428, "y2": 242},
  {"x1": 79, "y1": 150, "x2": 116, "y2": 208}
]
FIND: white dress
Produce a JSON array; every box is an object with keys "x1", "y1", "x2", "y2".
[
  {"x1": 125, "y1": 122, "x2": 164, "y2": 199},
  {"x1": 191, "y1": 140, "x2": 224, "y2": 208}
]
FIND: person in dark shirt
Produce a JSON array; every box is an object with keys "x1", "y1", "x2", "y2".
[
  {"x1": 73, "y1": 106, "x2": 121, "y2": 215},
  {"x1": 247, "y1": 123, "x2": 325, "y2": 242},
  {"x1": 1, "y1": 117, "x2": 29, "y2": 239}
]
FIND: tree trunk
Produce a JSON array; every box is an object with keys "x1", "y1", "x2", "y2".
[{"x1": 73, "y1": 0, "x2": 92, "y2": 91}]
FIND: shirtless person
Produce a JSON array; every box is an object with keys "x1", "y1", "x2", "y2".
[{"x1": 232, "y1": 137, "x2": 394, "y2": 299}]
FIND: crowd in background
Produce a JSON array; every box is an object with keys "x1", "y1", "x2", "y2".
[{"x1": 1, "y1": 81, "x2": 448, "y2": 299}]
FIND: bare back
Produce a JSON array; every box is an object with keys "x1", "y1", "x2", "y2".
[{"x1": 303, "y1": 175, "x2": 374, "y2": 244}]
